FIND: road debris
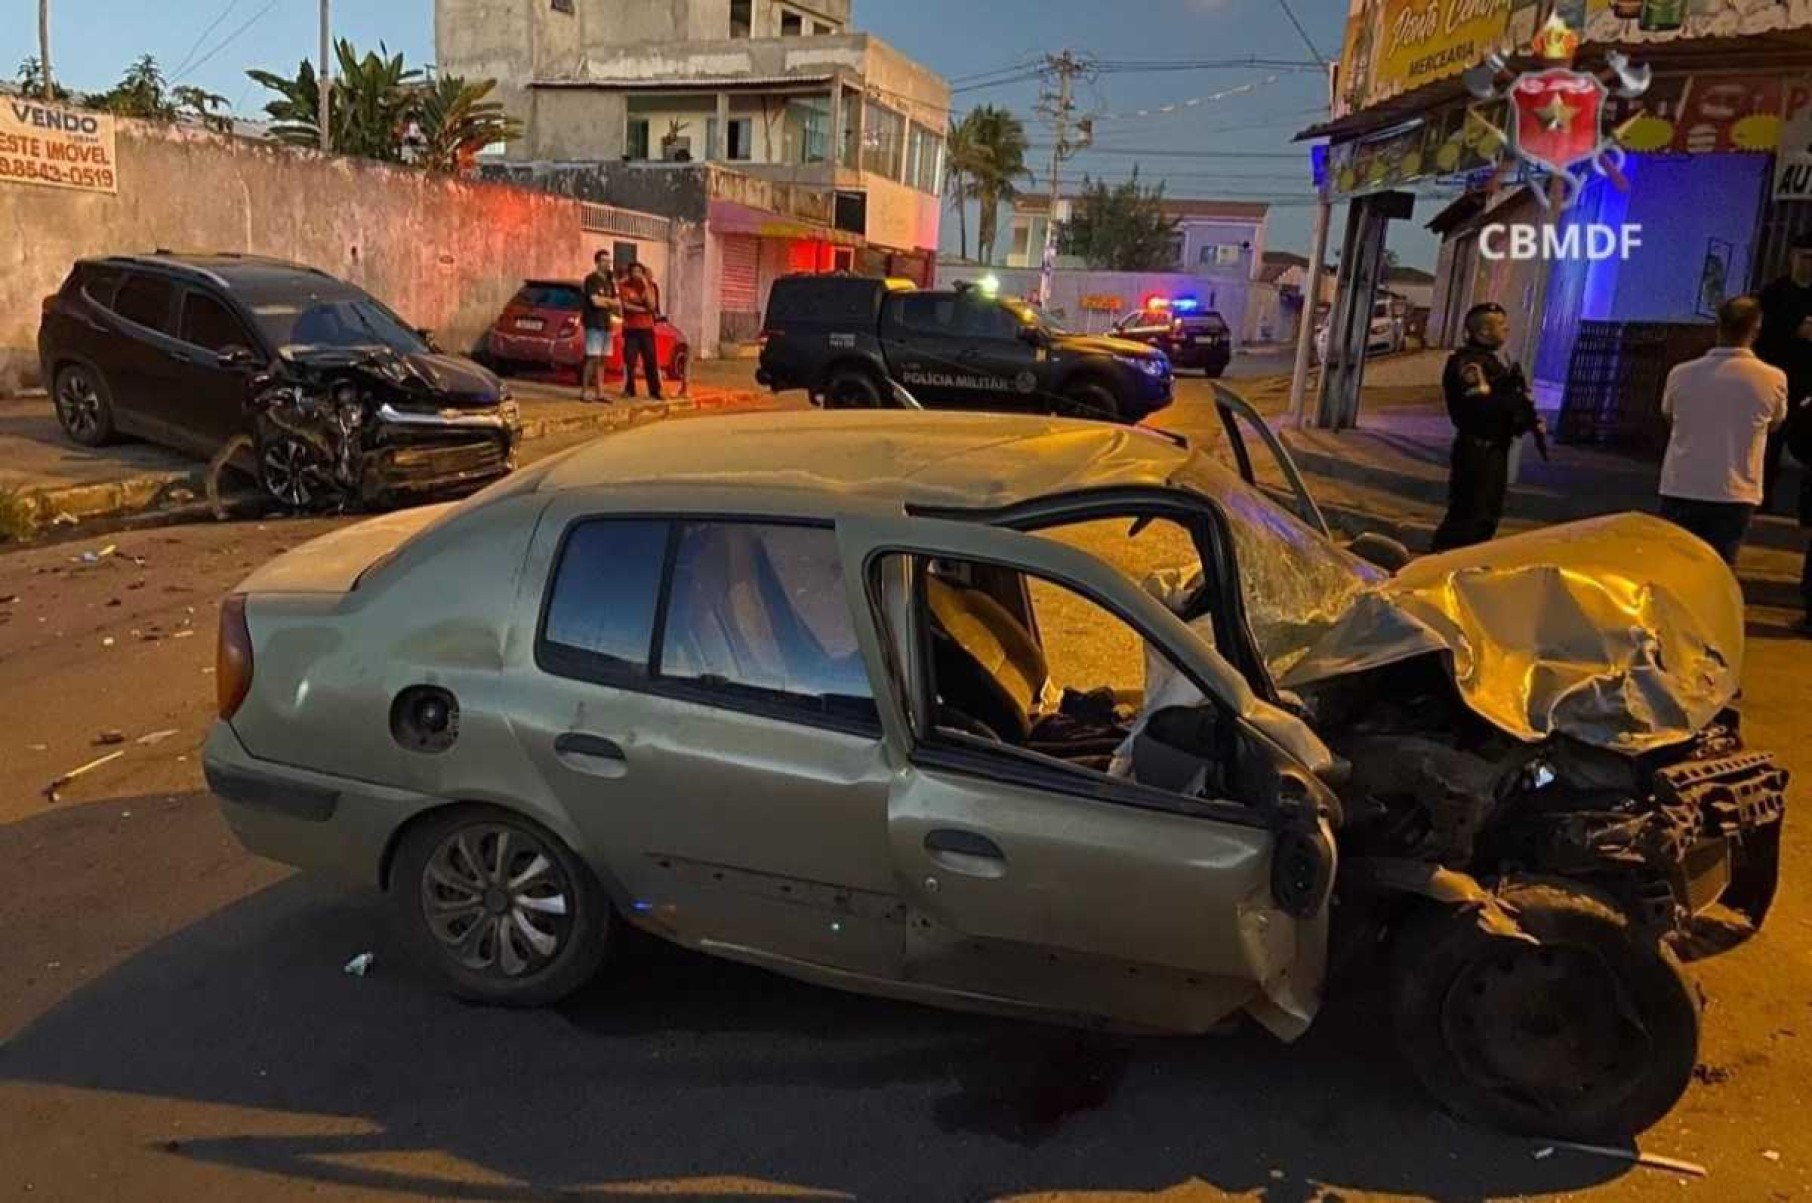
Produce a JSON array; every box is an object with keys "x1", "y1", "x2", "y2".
[
  {"x1": 343, "y1": 952, "x2": 376, "y2": 977},
  {"x1": 75, "y1": 544, "x2": 118, "y2": 565},
  {"x1": 0, "y1": 594, "x2": 18, "y2": 605},
  {"x1": 136, "y1": 729, "x2": 179, "y2": 747},
  {"x1": 1533, "y1": 1147, "x2": 1555, "y2": 1160},
  {"x1": 94, "y1": 730, "x2": 126, "y2": 746},
  {"x1": 43, "y1": 750, "x2": 127, "y2": 802},
  {"x1": 1550, "y1": 1141, "x2": 1708, "y2": 1178},
  {"x1": 172, "y1": 630, "x2": 196, "y2": 640},
  {"x1": 28, "y1": 743, "x2": 47, "y2": 752},
  {"x1": 50, "y1": 512, "x2": 77, "y2": 527},
  {"x1": 101, "y1": 637, "x2": 115, "y2": 648},
  {"x1": 1764, "y1": 1149, "x2": 1782, "y2": 1162}
]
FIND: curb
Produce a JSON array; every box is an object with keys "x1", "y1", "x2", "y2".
[{"x1": 4, "y1": 389, "x2": 775, "y2": 534}]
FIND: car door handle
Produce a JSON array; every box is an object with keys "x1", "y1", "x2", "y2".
[
  {"x1": 924, "y1": 829, "x2": 1006, "y2": 878},
  {"x1": 554, "y1": 732, "x2": 628, "y2": 777}
]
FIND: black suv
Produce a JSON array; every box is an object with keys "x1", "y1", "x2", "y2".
[
  {"x1": 756, "y1": 275, "x2": 1173, "y2": 424},
  {"x1": 38, "y1": 253, "x2": 521, "y2": 508}
]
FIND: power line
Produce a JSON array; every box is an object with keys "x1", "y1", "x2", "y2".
[
  {"x1": 947, "y1": 57, "x2": 1042, "y2": 85},
  {"x1": 171, "y1": 0, "x2": 243, "y2": 80},
  {"x1": 173, "y1": 0, "x2": 281, "y2": 84},
  {"x1": 949, "y1": 71, "x2": 1043, "y2": 96},
  {"x1": 1090, "y1": 74, "x2": 1288, "y2": 124},
  {"x1": 1093, "y1": 57, "x2": 1322, "y2": 73},
  {"x1": 1272, "y1": 0, "x2": 1329, "y2": 65}
]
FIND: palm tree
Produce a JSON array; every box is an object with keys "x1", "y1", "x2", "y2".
[
  {"x1": 413, "y1": 75, "x2": 522, "y2": 173},
  {"x1": 944, "y1": 115, "x2": 984, "y2": 261},
  {"x1": 957, "y1": 106, "x2": 1031, "y2": 266},
  {"x1": 249, "y1": 40, "x2": 420, "y2": 160}
]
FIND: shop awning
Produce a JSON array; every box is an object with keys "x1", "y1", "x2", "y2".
[{"x1": 707, "y1": 199, "x2": 861, "y2": 245}]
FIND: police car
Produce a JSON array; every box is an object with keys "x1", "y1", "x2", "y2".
[
  {"x1": 756, "y1": 274, "x2": 1174, "y2": 424},
  {"x1": 1110, "y1": 296, "x2": 1233, "y2": 378}
]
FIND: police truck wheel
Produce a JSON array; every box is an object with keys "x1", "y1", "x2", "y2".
[
  {"x1": 1391, "y1": 880, "x2": 1700, "y2": 1140},
  {"x1": 823, "y1": 369, "x2": 883, "y2": 409},
  {"x1": 1056, "y1": 382, "x2": 1121, "y2": 423}
]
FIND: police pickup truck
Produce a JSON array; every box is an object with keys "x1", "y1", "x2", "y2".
[{"x1": 756, "y1": 275, "x2": 1174, "y2": 424}]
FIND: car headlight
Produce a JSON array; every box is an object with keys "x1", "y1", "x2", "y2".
[
  {"x1": 498, "y1": 399, "x2": 521, "y2": 425},
  {"x1": 1117, "y1": 355, "x2": 1169, "y2": 378}
]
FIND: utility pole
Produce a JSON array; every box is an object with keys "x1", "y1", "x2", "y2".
[
  {"x1": 1287, "y1": 62, "x2": 1338, "y2": 428},
  {"x1": 1036, "y1": 51, "x2": 1092, "y2": 309},
  {"x1": 38, "y1": 0, "x2": 53, "y2": 102},
  {"x1": 318, "y1": 0, "x2": 332, "y2": 152}
]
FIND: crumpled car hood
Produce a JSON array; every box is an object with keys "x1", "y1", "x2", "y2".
[{"x1": 1278, "y1": 514, "x2": 1743, "y2": 753}]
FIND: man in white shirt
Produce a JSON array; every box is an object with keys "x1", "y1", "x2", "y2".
[{"x1": 1659, "y1": 296, "x2": 1789, "y2": 566}]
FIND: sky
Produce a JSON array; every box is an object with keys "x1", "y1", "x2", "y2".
[{"x1": 3, "y1": 0, "x2": 1433, "y2": 266}]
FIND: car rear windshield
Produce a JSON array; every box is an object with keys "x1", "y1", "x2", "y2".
[
  {"x1": 1185, "y1": 312, "x2": 1229, "y2": 334},
  {"x1": 249, "y1": 292, "x2": 428, "y2": 355},
  {"x1": 766, "y1": 277, "x2": 883, "y2": 326},
  {"x1": 516, "y1": 283, "x2": 584, "y2": 311}
]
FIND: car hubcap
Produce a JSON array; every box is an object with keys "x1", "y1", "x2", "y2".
[
  {"x1": 57, "y1": 372, "x2": 101, "y2": 437},
  {"x1": 261, "y1": 440, "x2": 322, "y2": 507},
  {"x1": 1443, "y1": 943, "x2": 1648, "y2": 1114},
  {"x1": 422, "y1": 825, "x2": 573, "y2": 979}
]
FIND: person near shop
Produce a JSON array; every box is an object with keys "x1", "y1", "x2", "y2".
[
  {"x1": 1430, "y1": 302, "x2": 1543, "y2": 552},
  {"x1": 1754, "y1": 233, "x2": 1812, "y2": 512},
  {"x1": 619, "y1": 261, "x2": 664, "y2": 401},
  {"x1": 579, "y1": 249, "x2": 619, "y2": 404},
  {"x1": 1791, "y1": 404, "x2": 1812, "y2": 636},
  {"x1": 1657, "y1": 295, "x2": 1788, "y2": 567}
]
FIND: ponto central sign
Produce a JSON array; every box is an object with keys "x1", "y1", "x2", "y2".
[{"x1": 0, "y1": 101, "x2": 118, "y2": 195}]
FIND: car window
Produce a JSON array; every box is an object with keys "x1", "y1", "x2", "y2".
[
  {"x1": 178, "y1": 290, "x2": 255, "y2": 353},
  {"x1": 540, "y1": 520, "x2": 671, "y2": 679},
  {"x1": 517, "y1": 284, "x2": 584, "y2": 310},
  {"x1": 111, "y1": 274, "x2": 175, "y2": 332},
  {"x1": 251, "y1": 293, "x2": 428, "y2": 354},
  {"x1": 954, "y1": 301, "x2": 1021, "y2": 340},
  {"x1": 73, "y1": 266, "x2": 123, "y2": 308},
  {"x1": 896, "y1": 293, "x2": 957, "y2": 332},
  {"x1": 659, "y1": 523, "x2": 877, "y2": 728}
]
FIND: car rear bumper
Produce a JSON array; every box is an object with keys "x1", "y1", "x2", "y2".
[
  {"x1": 205, "y1": 722, "x2": 435, "y2": 890},
  {"x1": 490, "y1": 330, "x2": 584, "y2": 367}
]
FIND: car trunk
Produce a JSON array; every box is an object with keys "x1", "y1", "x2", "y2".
[{"x1": 234, "y1": 503, "x2": 455, "y2": 595}]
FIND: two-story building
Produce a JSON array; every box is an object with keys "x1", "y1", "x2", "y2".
[{"x1": 438, "y1": 0, "x2": 949, "y2": 357}]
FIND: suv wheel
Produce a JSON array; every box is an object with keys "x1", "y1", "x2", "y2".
[
  {"x1": 1391, "y1": 879, "x2": 1700, "y2": 1139},
  {"x1": 392, "y1": 806, "x2": 612, "y2": 1006},
  {"x1": 258, "y1": 436, "x2": 336, "y2": 511},
  {"x1": 823, "y1": 368, "x2": 883, "y2": 408},
  {"x1": 1056, "y1": 382, "x2": 1121, "y2": 423},
  {"x1": 53, "y1": 363, "x2": 117, "y2": 447}
]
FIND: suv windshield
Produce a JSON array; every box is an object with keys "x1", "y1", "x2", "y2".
[
  {"x1": 1001, "y1": 297, "x2": 1068, "y2": 336},
  {"x1": 251, "y1": 293, "x2": 428, "y2": 355}
]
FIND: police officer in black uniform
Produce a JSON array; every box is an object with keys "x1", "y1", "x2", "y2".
[{"x1": 1431, "y1": 302, "x2": 1543, "y2": 552}]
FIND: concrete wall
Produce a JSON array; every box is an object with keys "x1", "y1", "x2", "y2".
[
  {"x1": 1178, "y1": 218, "x2": 1265, "y2": 279},
  {"x1": 0, "y1": 120, "x2": 674, "y2": 392}
]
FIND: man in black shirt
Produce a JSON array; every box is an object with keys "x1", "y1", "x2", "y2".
[
  {"x1": 580, "y1": 249, "x2": 619, "y2": 403},
  {"x1": 1430, "y1": 302, "x2": 1543, "y2": 552},
  {"x1": 1754, "y1": 233, "x2": 1812, "y2": 511}
]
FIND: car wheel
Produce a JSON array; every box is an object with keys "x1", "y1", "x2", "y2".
[
  {"x1": 1391, "y1": 879, "x2": 1700, "y2": 1140},
  {"x1": 257, "y1": 435, "x2": 337, "y2": 511},
  {"x1": 667, "y1": 344, "x2": 690, "y2": 383},
  {"x1": 53, "y1": 363, "x2": 117, "y2": 447},
  {"x1": 1056, "y1": 382, "x2": 1122, "y2": 423},
  {"x1": 1204, "y1": 364, "x2": 1227, "y2": 380},
  {"x1": 823, "y1": 368, "x2": 883, "y2": 409},
  {"x1": 392, "y1": 806, "x2": 612, "y2": 1007}
]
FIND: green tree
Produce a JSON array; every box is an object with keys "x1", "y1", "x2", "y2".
[
  {"x1": 1059, "y1": 170, "x2": 1180, "y2": 271},
  {"x1": 952, "y1": 106, "x2": 1031, "y2": 266},
  {"x1": 943, "y1": 117, "x2": 982, "y2": 261},
  {"x1": 94, "y1": 55, "x2": 229, "y2": 132},
  {"x1": 249, "y1": 41, "x2": 518, "y2": 170},
  {"x1": 412, "y1": 75, "x2": 523, "y2": 173},
  {"x1": 16, "y1": 56, "x2": 69, "y2": 102}
]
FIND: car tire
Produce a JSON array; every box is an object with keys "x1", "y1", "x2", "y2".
[
  {"x1": 53, "y1": 362, "x2": 118, "y2": 447},
  {"x1": 1056, "y1": 381, "x2": 1122, "y2": 423},
  {"x1": 391, "y1": 805, "x2": 613, "y2": 1007},
  {"x1": 1204, "y1": 364, "x2": 1227, "y2": 380},
  {"x1": 822, "y1": 368, "x2": 884, "y2": 409},
  {"x1": 1391, "y1": 878, "x2": 1701, "y2": 1140},
  {"x1": 667, "y1": 344, "x2": 690, "y2": 383},
  {"x1": 257, "y1": 434, "x2": 337, "y2": 512}
]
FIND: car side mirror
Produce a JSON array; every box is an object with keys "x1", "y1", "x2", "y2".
[
  {"x1": 216, "y1": 345, "x2": 260, "y2": 370},
  {"x1": 1018, "y1": 326, "x2": 1045, "y2": 347},
  {"x1": 416, "y1": 327, "x2": 440, "y2": 351}
]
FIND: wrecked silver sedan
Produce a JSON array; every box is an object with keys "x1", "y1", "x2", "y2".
[{"x1": 204, "y1": 406, "x2": 1787, "y2": 1140}]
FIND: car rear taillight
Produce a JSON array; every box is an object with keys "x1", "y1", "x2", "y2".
[
  {"x1": 217, "y1": 594, "x2": 254, "y2": 720},
  {"x1": 759, "y1": 328, "x2": 779, "y2": 347},
  {"x1": 42, "y1": 295, "x2": 57, "y2": 317},
  {"x1": 559, "y1": 318, "x2": 579, "y2": 336}
]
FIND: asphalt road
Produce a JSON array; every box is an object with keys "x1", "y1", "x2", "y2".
[{"x1": 3, "y1": 385, "x2": 1812, "y2": 1202}]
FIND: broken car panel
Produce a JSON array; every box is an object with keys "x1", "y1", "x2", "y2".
[{"x1": 204, "y1": 408, "x2": 1788, "y2": 1141}]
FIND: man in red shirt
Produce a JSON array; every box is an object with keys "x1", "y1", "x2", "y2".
[{"x1": 619, "y1": 262, "x2": 663, "y2": 400}]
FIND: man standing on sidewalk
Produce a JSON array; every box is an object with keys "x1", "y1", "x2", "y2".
[
  {"x1": 1754, "y1": 234, "x2": 1812, "y2": 512},
  {"x1": 1658, "y1": 296, "x2": 1787, "y2": 567},
  {"x1": 1431, "y1": 302, "x2": 1542, "y2": 552},
  {"x1": 580, "y1": 250, "x2": 619, "y2": 404},
  {"x1": 619, "y1": 261, "x2": 664, "y2": 401}
]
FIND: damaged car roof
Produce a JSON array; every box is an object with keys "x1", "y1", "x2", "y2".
[{"x1": 534, "y1": 410, "x2": 1204, "y2": 510}]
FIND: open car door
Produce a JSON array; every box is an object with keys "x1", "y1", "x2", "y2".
[
  {"x1": 836, "y1": 514, "x2": 1334, "y2": 1038},
  {"x1": 1208, "y1": 383, "x2": 1329, "y2": 536}
]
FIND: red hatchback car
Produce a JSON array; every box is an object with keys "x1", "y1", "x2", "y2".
[{"x1": 485, "y1": 279, "x2": 690, "y2": 383}]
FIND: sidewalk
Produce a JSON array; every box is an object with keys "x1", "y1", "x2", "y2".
[
  {"x1": 1251, "y1": 352, "x2": 1807, "y2": 610},
  {"x1": 0, "y1": 361, "x2": 774, "y2": 536}
]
